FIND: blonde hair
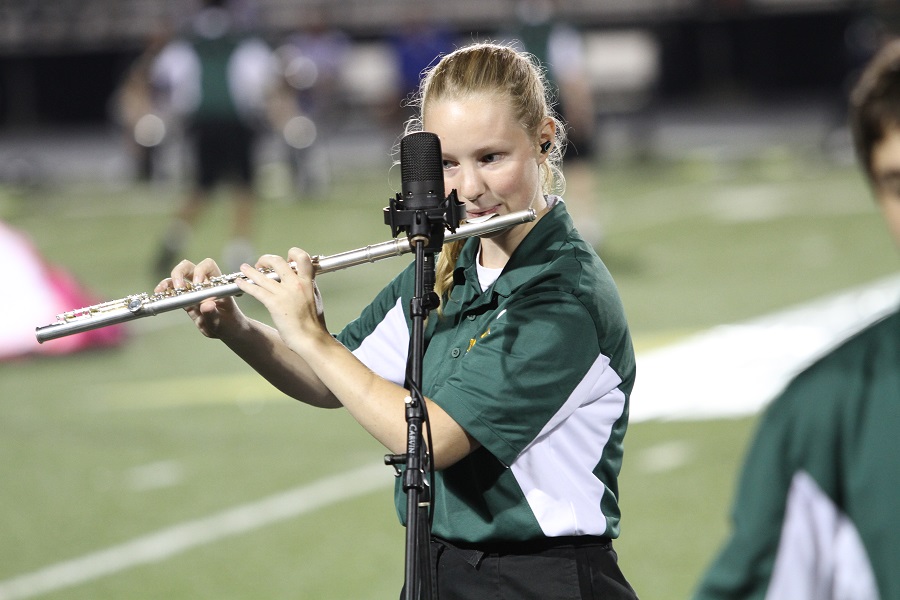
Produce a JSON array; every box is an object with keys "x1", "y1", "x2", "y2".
[{"x1": 403, "y1": 42, "x2": 567, "y2": 307}]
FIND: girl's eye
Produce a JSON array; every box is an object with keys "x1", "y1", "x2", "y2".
[
  {"x1": 442, "y1": 160, "x2": 456, "y2": 170},
  {"x1": 481, "y1": 153, "x2": 500, "y2": 164}
]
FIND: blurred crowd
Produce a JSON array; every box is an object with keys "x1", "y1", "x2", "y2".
[
  {"x1": 104, "y1": 0, "x2": 898, "y2": 270},
  {"x1": 2, "y1": 0, "x2": 619, "y2": 359},
  {"x1": 112, "y1": 0, "x2": 614, "y2": 187},
  {"x1": 110, "y1": 0, "x2": 614, "y2": 277}
]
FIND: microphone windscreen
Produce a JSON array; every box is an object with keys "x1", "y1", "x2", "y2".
[{"x1": 401, "y1": 132, "x2": 444, "y2": 208}]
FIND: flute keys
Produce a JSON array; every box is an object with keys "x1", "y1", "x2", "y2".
[{"x1": 127, "y1": 296, "x2": 145, "y2": 312}]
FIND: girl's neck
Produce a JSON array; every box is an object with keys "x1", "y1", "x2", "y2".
[{"x1": 478, "y1": 198, "x2": 551, "y2": 268}]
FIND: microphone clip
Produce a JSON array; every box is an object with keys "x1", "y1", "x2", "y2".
[{"x1": 383, "y1": 189, "x2": 466, "y2": 252}]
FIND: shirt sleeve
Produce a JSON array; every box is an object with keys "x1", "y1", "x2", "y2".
[
  {"x1": 694, "y1": 402, "x2": 797, "y2": 599},
  {"x1": 693, "y1": 358, "x2": 848, "y2": 600},
  {"x1": 433, "y1": 290, "x2": 619, "y2": 466},
  {"x1": 336, "y1": 266, "x2": 412, "y2": 387},
  {"x1": 152, "y1": 40, "x2": 201, "y2": 116}
]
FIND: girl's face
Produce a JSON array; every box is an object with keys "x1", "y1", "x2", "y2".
[{"x1": 424, "y1": 94, "x2": 551, "y2": 221}]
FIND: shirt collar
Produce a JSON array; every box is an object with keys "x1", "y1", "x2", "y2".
[{"x1": 452, "y1": 197, "x2": 574, "y2": 299}]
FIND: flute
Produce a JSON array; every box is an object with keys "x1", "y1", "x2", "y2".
[{"x1": 35, "y1": 209, "x2": 536, "y2": 343}]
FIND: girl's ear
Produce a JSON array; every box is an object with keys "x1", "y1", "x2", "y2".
[{"x1": 537, "y1": 117, "x2": 556, "y2": 160}]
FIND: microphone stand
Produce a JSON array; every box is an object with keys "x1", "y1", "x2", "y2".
[{"x1": 384, "y1": 190, "x2": 465, "y2": 600}]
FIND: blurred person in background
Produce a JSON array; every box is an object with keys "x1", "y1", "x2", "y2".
[
  {"x1": 158, "y1": 42, "x2": 638, "y2": 599},
  {"x1": 111, "y1": 24, "x2": 173, "y2": 183},
  {"x1": 150, "y1": 0, "x2": 277, "y2": 279},
  {"x1": 504, "y1": 0, "x2": 603, "y2": 248},
  {"x1": 388, "y1": 9, "x2": 455, "y2": 126},
  {"x1": 271, "y1": 5, "x2": 351, "y2": 198},
  {"x1": 693, "y1": 38, "x2": 900, "y2": 600}
]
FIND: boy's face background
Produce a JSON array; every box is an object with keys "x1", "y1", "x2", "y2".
[{"x1": 871, "y1": 127, "x2": 900, "y2": 248}]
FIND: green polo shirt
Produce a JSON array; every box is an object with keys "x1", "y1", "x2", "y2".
[
  {"x1": 338, "y1": 200, "x2": 635, "y2": 543},
  {"x1": 695, "y1": 308, "x2": 900, "y2": 600}
]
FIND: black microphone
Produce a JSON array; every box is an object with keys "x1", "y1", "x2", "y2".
[
  {"x1": 384, "y1": 131, "x2": 464, "y2": 247},
  {"x1": 400, "y1": 131, "x2": 444, "y2": 211}
]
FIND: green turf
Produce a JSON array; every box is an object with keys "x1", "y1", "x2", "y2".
[{"x1": 1, "y1": 146, "x2": 896, "y2": 599}]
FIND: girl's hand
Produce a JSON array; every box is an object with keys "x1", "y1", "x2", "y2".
[
  {"x1": 154, "y1": 258, "x2": 247, "y2": 339},
  {"x1": 233, "y1": 248, "x2": 327, "y2": 351}
]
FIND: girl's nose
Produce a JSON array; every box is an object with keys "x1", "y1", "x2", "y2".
[{"x1": 457, "y1": 165, "x2": 485, "y2": 203}]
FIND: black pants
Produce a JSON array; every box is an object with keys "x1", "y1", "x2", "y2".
[
  {"x1": 401, "y1": 536, "x2": 639, "y2": 600},
  {"x1": 190, "y1": 119, "x2": 255, "y2": 190}
]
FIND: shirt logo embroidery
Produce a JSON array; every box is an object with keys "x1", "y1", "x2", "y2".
[
  {"x1": 467, "y1": 328, "x2": 490, "y2": 352},
  {"x1": 466, "y1": 309, "x2": 506, "y2": 352}
]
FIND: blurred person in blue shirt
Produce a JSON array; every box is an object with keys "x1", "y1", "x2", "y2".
[{"x1": 388, "y1": 9, "x2": 455, "y2": 124}]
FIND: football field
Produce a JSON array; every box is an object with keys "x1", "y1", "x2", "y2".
[{"x1": 1, "y1": 142, "x2": 897, "y2": 599}]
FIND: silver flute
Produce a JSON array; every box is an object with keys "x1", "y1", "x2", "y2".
[{"x1": 35, "y1": 209, "x2": 536, "y2": 343}]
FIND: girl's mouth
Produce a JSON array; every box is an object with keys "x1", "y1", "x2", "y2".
[{"x1": 467, "y1": 208, "x2": 499, "y2": 222}]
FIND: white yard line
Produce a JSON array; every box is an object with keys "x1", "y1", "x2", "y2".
[
  {"x1": 631, "y1": 272, "x2": 900, "y2": 422},
  {"x1": 0, "y1": 464, "x2": 391, "y2": 600}
]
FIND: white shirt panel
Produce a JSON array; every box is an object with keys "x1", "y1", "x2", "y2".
[
  {"x1": 510, "y1": 351, "x2": 626, "y2": 536},
  {"x1": 766, "y1": 470, "x2": 878, "y2": 600},
  {"x1": 350, "y1": 297, "x2": 409, "y2": 386}
]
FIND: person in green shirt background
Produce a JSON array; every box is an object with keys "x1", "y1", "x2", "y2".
[{"x1": 694, "y1": 37, "x2": 900, "y2": 600}]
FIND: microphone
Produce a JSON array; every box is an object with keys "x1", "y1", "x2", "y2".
[
  {"x1": 384, "y1": 132, "x2": 465, "y2": 248},
  {"x1": 400, "y1": 132, "x2": 444, "y2": 212}
]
